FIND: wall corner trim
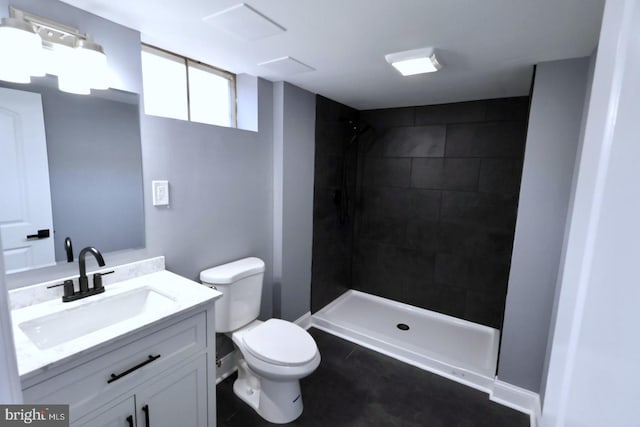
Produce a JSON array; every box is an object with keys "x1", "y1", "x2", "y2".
[
  {"x1": 293, "y1": 311, "x2": 312, "y2": 330},
  {"x1": 490, "y1": 378, "x2": 541, "y2": 427}
]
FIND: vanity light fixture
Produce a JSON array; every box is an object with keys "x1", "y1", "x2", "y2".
[
  {"x1": 0, "y1": 6, "x2": 109, "y2": 94},
  {"x1": 385, "y1": 47, "x2": 443, "y2": 76},
  {"x1": 0, "y1": 17, "x2": 42, "y2": 83}
]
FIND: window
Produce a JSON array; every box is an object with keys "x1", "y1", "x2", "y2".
[{"x1": 141, "y1": 45, "x2": 236, "y2": 127}]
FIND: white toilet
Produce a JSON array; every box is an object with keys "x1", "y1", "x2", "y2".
[{"x1": 201, "y1": 257, "x2": 321, "y2": 424}]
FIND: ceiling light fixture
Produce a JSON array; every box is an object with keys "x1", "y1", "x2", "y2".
[
  {"x1": 0, "y1": 6, "x2": 109, "y2": 94},
  {"x1": 385, "y1": 47, "x2": 443, "y2": 76}
]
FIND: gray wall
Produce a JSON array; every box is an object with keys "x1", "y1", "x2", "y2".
[
  {"x1": 542, "y1": 1, "x2": 640, "y2": 423},
  {"x1": 141, "y1": 77, "x2": 275, "y2": 318},
  {"x1": 237, "y1": 74, "x2": 258, "y2": 132},
  {"x1": 498, "y1": 58, "x2": 591, "y2": 393},
  {"x1": 539, "y1": 52, "x2": 595, "y2": 403},
  {"x1": 273, "y1": 83, "x2": 316, "y2": 321}
]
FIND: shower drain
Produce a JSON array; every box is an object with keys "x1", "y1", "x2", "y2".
[{"x1": 396, "y1": 323, "x2": 410, "y2": 331}]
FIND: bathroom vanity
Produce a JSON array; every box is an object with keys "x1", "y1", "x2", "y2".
[{"x1": 9, "y1": 257, "x2": 221, "y2": 427}]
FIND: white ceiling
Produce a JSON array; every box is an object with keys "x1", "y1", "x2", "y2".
[{"x1": 61, "y1": 0, "x2": 604, "y2": 110}]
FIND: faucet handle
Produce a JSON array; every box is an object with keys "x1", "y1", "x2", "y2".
[
  {"x1": 93, "y1": 270, "x2": 114, "y2": 291},
  {"x1": 47, "y1": 279, "x2": 75, "y2": 299},
  {"x1": 98, "y1": 270, "x2": 115, "y2": 276}
]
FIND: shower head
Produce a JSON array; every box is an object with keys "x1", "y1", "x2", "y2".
[{"x1": 346, "y1": 119, "x2": 371, "y2": 137}]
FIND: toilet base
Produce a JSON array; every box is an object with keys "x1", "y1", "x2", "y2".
[{"x1": 233, "y1": 359, "x2": 304, "y2": 424}]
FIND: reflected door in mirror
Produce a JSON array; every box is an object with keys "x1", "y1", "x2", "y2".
[{"x1": 0, "y1": 87, "x2": 55, "y2": 273}]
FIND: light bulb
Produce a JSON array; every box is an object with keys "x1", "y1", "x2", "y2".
[{"x1": 0, "y1": 18, "x2": 42, "y2": 83}]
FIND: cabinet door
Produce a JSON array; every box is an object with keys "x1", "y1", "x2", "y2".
[
  {"x1": 72, "y1": 396, "x2": 136, "y2": 427},
  {"x1": 135, "y1": 355, "x2": 208, "y2": 427}
]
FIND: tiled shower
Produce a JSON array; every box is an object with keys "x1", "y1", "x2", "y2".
[{"x1": 311, "y1": 96, "x2": 529, "y2": 329}]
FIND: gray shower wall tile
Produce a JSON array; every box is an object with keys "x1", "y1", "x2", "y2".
[
  {"x1": 359, "y1": 188, "x2": 440, "y2": 222},
  {"x1": 352, "y1": 242, "x2": 407, "y2": 302},
  {"x1": 310, "y1": 278, "x2": 349, "y2": 313},
  {"x1": 409, "y1": 190, "x2": 442, "y2": 221},
  {"x1": 484, "y1": 97, "x2": 530, "y2": 121},
  {"x1": 406, "y1": 220, "x2": 440, "y2": 252},
  {"x1": 315, "y1": 120, "x2": 352, "y2": 157},
  {"x1": 464, "y1": 291, "x2": 507, "y2": 329},
  {"x1": 313, "y1": 216, "x2": 352, "y2": 242},
  {"x1": 415, "y1": 100, "x2": 487, "y2": 125},
  {"x1": 363, "y1": 157, "x2": 412, "y2": 188},
  {"x1": 411, "y1": 283, "x2": 467, "y2": 319},
  {"x1": 312, "y1": 248, "x2": 351, "y2": 285},
  {"x1": 445, "y1": 122, "x2": 526, "y2": 158},
  {"x1": 361, "y1": 107, "x2": 415, "y2": 128},
  {"x1": 359, "y1": 216, "x2": 407, "y2": 247},
  {"x1": 438, "y1": 222, "x2": 515, "y2": 259},
  {"x1": 478, "y1": 158, "x2": 524, "y2": 196},
  {"x1": 388, "y1": 246, "x2": 436, "y2": 284},
  {"x1": 359, "y1": 187, "x2": 413, "y2": 220},
  {"x1": 313, "y1": 155, "x2": 343, "y2": 188},
  {"x1": 312, "y1": 188, "x2": 337, "y2": 222},
  {"x1": 380, "y1": 126, "x2": 446, "y2": 158},
  {"x1": 440, "y1": 191, "x2": 518, "y2": 232},
  {"x1": 361, "y1": 133, "x2": 385, "y2": 157},
  {"x1": 352, "y1": 266, "x2": 407, "y2": 303},
  {"x1": 434, "y1": 253, "x2": 510, "y2": 294},
  {"x1": 354, "y1": 240, "x2": 435, "y2": 285},
  {"x1": 411, "y1": 158, "x2": 480, "y2": 191},
  {"x1": 314, "y1": 186, "x2": 352, "y2": 224},
  {"x1": 316, "y1": 95, "x2": 358, "y2": 123}
]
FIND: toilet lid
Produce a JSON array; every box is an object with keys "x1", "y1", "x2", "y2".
[{"x1": 242, "y1": 319, "x2": 318, "y2": 366}]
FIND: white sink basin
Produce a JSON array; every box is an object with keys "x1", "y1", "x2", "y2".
[
  {"x1": 11, "y1": 270, "x2": 222, "y2": 378},
  {"x1": 19, "y1": 287, "x2": 178, "y2": 350}
]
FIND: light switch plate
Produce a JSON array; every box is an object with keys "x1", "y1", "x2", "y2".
[{"x1": 152, "y1": 180, "x2": 169, "y2": 206}]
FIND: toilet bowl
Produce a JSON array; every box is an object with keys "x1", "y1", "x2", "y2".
[
  {"x1": 230, "y1": 319, "x2": 320, "y2": 423},
  {"x1": 200, "y1": 257, "x2": 321, "y2": 424}
]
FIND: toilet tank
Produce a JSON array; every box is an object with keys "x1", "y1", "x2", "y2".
[{"x1": 200, "y1": 257, "x2": 265, "y2": 333}]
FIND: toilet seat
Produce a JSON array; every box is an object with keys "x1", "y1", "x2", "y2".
[{"x1": 242, "y1": 319, "x2": 317, "y2": 366}]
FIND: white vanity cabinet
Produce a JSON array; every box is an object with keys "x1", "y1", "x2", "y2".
[
  {"x1": 72, "y1": 354, "x2": 207, "y2": 427},
  {"x1": 21, "y1": 304, "x2": 217, "y2": 427},
  {"x1": 72, "y1": 397, "x2": 136, "y2": 427},
  {"x1": 133, "y1": 354, "x2": 208, "y2": 427}
]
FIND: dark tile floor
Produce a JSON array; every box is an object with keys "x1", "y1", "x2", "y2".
[{"x1": 217, "y1": 329, "x2": 529, "y2": 427}]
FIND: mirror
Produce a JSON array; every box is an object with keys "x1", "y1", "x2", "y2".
[{"x1": 0, "y1": 76, "x2": 144, "y2": 274}]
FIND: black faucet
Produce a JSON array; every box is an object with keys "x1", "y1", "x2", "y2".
[
  {"x1": 78, "y1": 246, "x2": 105, "y2": 293},
  {"x1": 47, "y1": 246, "x2": 114, "y2": 302}
]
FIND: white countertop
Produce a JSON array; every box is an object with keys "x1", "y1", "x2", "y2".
[{"x1": 11, "y1": 270, "x2": 222, "y2": 379}]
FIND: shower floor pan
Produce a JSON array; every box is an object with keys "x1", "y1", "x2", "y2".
[{"x1": 312, "y1": 290, "x2": 500, "y2": 392}]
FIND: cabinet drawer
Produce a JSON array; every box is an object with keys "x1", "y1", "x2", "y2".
[{"x1": 23, "y1": 312, "x2": 207, "y2": 422}]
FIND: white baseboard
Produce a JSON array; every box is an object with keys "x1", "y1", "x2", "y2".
[
  {"x1": 215, "y1": 350, "x2": 239, "y2": 384},
  {"x1": 293, "y1": 311, "x2": 312, "y2": 329},
  {"x1": 490, "y1": 379, "x2": 541, "y2": 427}
]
